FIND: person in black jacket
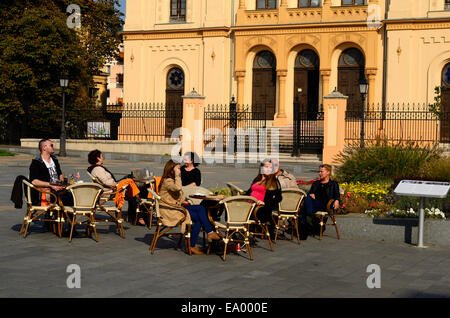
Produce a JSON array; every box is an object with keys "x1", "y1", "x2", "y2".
[
  {"x1": 301, "y1": 164, "x2": 341, "y2": 226},
  {"x1": 29, "y1": 139, "x2": 73, "y2": 206}
]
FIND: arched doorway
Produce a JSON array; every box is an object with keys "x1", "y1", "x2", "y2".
[
  {"x1": 338, "y1": 48, "x2": 366, "y2": 116},
  {"x1": 165, "y1": 67, "x2": 184, "y2": 137},
  {"x1": 294, "y1": 49, "x2": 320, "y2": 114},
  {"x1": 252, "y1": 50, "x2": 276, "y2": 120},
  {"x1": 441, "y1": 63, "x2": 450, "y2": 142}
]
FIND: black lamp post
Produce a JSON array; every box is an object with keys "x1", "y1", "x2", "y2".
[
  {"x1": 359, "y1": 76, "x2": 369, "y2": 148},
  {"x1": 59, "y1": 74, "x2": 69, "y2": 157}
]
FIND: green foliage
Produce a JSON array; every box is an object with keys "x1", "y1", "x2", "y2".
[
  {"x1": 419, "y1": 156, "x2": 450, "y2": 182},
  {"x1": 334, "y1": 141, "x2": 442, "y2": 184},
  {"x1": 0, "y1": 150, "x2": 15, "y2": 156},
  {"x1": 428, "y1": 85, "x2": 446, "y2": 119},
  {"x1": 208, "y1": 184, "x2": 231, "y2": 196},
  {"x1": 0, "y1": 0, "x2": 123, "y2": 143}
]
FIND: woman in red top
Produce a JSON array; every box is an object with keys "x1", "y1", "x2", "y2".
[{"x1": 246, "y1": 159, "x2": 282, "y2": 239}]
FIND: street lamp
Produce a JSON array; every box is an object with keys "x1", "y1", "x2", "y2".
[
  {"x1": 59, "y1": 73, "x2": 69, "y2": 157},
  {"x1": 359, "y1": 76, "x2": 369, "y2": 148}
]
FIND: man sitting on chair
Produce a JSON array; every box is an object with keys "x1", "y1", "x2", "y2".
[
  {"x1": 301, "y1": 164, "x2": 341, "y2": 235},
  {"x1": 29, "y1": 139, "x2": 73, "y2": 206}
]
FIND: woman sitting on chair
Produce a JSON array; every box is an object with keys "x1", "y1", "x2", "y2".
[
  {"x1": 246, "y1": 158, "x2": 282, "y2": 240},
  {"x1": 87, "y1": 149, "x2": 147, "y2": 225},
  {"x1": 159, "y1": 160, "x2": 219, "y2": 255}
]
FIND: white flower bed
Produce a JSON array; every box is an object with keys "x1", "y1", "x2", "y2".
[{"x1": 365, "y1": 207, "x2": 446, "y2": 219}]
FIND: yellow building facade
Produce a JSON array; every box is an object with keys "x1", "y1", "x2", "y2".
[{"x1": 122, "y1": 0, "x2": 450, "y2": 140}]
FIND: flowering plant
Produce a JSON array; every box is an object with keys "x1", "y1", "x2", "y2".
[
  {"x1": 340, "y1": 182, "x2": 392, "y2": 214},
  {"x1": 365, "y1": 207, "x2": 446, "y2": 219}
]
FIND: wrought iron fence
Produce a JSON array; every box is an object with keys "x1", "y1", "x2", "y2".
[
  {"x1": 104, "y1": 102, "x2": 183, "y2": 141},
  {"x1": 345, "y1": 103, "x2": 442, "y2": 147},
  {"x1": 204, "y1": 101, "x2": 267, "y2": 153}
]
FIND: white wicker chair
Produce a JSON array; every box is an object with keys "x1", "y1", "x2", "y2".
[
  {"x1": 211, "y1": 195, "x2": 258, "y2": 261},
  {"x1": 272, "y1": 188, "x2": 306, "y2": 244},
  {"x1": 20, "y1": 180, "x2": 62, "y2": 238},
  {"x1": 62, "y1": 182, "x2": 103, "y2": 242}
]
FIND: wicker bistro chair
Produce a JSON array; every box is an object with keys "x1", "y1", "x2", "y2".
[
  {"x1": 20, "y1": 180, "x2": 62, "y2": 238},
  {"x1": 226, "y1": 183, "x2": 246, "y2": 196},
  {"x1": 315, "y1": 199, "x2": 341, "y2": 240},
  {"x1": 272, "y1": 188, "x2": 306, "y2": 244},
  {"x1": 134, "y1": 180, "x2": 156, "y2": 228},
  {"x1": 209, "y1": 196, "x2": 259, "y2": 261},
  {"x1": 95, "y1": 183, "x2": 130, "y2": 239},
  {"x1": 61, "y1": 182, "x2": 104, "y2": 242},
  {"x1": 248, "y1": 204, "x2": 275, "y2": 252},
  {"x1": 149, "y1": 189, "x2": 192, "y2": 255}
]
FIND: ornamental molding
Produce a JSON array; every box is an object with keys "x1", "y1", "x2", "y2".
[{"x1": 420, "y1": 36, "x2": 450, "y2": 44}]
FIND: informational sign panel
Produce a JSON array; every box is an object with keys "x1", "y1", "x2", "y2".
[
  {"x1": 87, "y1": 121, "x2": 111, "y2": 139},
  {"x1": 394, "y1": 180, "x2": 450, "y2": 199}
]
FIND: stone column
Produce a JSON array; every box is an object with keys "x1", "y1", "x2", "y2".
[
  {"x1": 322, "y1": 89, "x2": 348, "y2": 165},
  {"x1": 366, "y1": 68, "x2": 377, "y2": 109},
  {"x1": 182, "y1": 89, "x2": 205, "y2": 158},
  {"x1": 235, "y1": 70, "x2": 246, "y2": 112},
  {"x1": 274, "y1": 69, "x2": 288, "y2": 127},
  {"x1": 320, "y1": 69, "x2": 331, "y2": 98}
]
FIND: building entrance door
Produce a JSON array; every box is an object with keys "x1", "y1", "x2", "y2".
[
  {"x1": 441, "y1": 63, "x2": 450, "y2": 143},
  {"x1": 165, "y1": 67, "x2": 184, "y2": 138},
  {"x1": 252, "y1": 50, "x2": 276, "y2": 120},
  {"x1": 338, "y1": 48, "x2": 365, "y2": 117}
]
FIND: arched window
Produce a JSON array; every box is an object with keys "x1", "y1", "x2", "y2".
[{"x1": 170, "y1": 0, "x2": 186, "y2": 22}]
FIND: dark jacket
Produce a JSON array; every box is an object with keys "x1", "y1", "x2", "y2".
[
  {"x1": 10, "y1": 175, "x2": 28, "y2": 209},
  {"x1": 308, "y1": 179, "x2": 341, "y2": 207},
  {"x1": 29, "y1": 155, "x2": 62, "y2": 205},
  {"x1": 29, "y1": 155, "x2": 63, "y2": 183}
]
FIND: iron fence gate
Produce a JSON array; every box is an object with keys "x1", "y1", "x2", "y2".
[{"x1": 204, "y1": 100, "x2": 267, "y2": 153}]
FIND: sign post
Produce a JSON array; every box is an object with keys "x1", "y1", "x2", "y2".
[{"x1": 394, "y1": 180, "x2": 450, "y2": 248}]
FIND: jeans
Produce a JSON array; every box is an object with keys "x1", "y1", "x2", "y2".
[
  {"x1": 186, "y1": 205, "x2": 213, "y2": 247},
  {"x1": 301, "y1": 195, "x2": 325, "y2": 224}
]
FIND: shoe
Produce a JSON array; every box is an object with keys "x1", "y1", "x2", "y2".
[
  {"x1": 190, "y1": 247, "x2": 204, "y2": 255},
  {"x1": 207, "y1": 232, "x2": 220, "y2": 241}
]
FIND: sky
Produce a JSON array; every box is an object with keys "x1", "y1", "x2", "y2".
[{"x1": 117, "y1": 0, "x2": 126, "y2": 17}]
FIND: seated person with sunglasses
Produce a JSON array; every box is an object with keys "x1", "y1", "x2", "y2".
[{"x1": 29, "y1": 139, "x2": 74, "y2": 231}]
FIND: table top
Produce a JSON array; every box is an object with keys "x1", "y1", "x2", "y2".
[{"x1": 188, "y1": 194, "x2": 227, "y2": 201}]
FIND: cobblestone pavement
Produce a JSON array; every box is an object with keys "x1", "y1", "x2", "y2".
[{"x1": 1, "y1": 153, "x2": 450, "y2": 298}]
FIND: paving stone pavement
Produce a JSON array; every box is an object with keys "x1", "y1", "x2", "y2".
[{"x1": 1, "y1": 153, "x2": 450, "y2": 298}]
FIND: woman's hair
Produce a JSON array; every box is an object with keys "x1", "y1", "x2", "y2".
[
  {"x1": 251, "y1": 158, "x2": 278, "y2": 190},
  {"x1": 159, "y1": 160, "x2": 179, "y2": 192},
  {"x1": 88, "y1": 149, "x2": 102, "y2": 165},
  {"x1": 183, "y1": 151, "x2": 200, "y2": 167},
  {"x1": 319, "y1": 164, "x2": 334, "y2": 177}
]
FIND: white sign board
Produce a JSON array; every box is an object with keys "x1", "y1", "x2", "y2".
[
  {"x1": 87, "y1": 121, "x2": 111, "y2": 138},
  {"x1": 394, "y1": 180, "x2": 450, "y2": 199}
]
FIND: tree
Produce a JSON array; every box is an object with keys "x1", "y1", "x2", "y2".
[{"x1": 0, "y1": 0, "x2": 124, "y2": 143}]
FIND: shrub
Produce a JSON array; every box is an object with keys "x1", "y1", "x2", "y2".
[
  {"x1": 334, "y1": 141, "x2": 442, "y2": 184},
  {"x1": 420, "y1": 156, "x2": 450, "y2": 181}
]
